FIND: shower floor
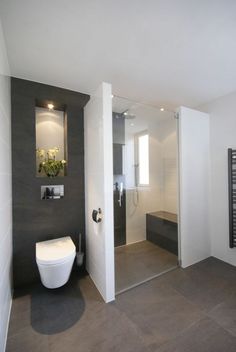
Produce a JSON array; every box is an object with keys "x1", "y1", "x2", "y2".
[{"x1": 115, "y1": 240, "x2": 178, "y2": 294}]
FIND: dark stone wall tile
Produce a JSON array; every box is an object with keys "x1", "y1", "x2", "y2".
[{"x1": 11, "y1": 78, "x2": 90, "y2": 288}]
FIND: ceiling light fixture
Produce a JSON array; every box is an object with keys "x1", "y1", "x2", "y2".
[
  {"x1": 160, "y1": 107, "x2": 164, "y2": 112},
  {"x1": 48, "y1": 103, "x2": 54, "y2": 110}
]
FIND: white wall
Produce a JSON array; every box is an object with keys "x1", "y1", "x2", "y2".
[
  {"x1": 200, "y1": 92, "x2": 236, "y2": 266},
  {"x1": 161, "y1": 119, "x2": 178, "y2": 214},
  {"x1": 178, "y1": 107, "x2": 210, "y2": 268},
  {"x1": 0, "y1": 22, "x2": 12, "y2": 352},
  {"x1": 84, "y1": 83, "x2": 115, "y2": 302}
]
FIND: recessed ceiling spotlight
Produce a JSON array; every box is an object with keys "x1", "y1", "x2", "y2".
[
  {"x1": 111, "y1": 94, "x2": 114, "y2": 98},
  {"x1": 124, "y1": 112, "x2": 128, "y2": 115},
  {"x1": 48, "y1": 103, "x2": 54, "y2": 110},
  {"x1": 160, "y1": 107, "x2": 164, "y2": 112}
]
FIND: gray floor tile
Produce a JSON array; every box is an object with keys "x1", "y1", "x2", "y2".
[
  {"x1": 6, "y1": 257, "x2": 236, "y2": 352},
  {"x1": 159, "y1": 261, "x2": 236, "y2": 312},
  {"x1": 8, "y1": 276, "x2": 86, "y2": 337},
  {"x1": 188, "y1": 257, "x2": 236, "y2": 283},
  {"x1": 115, "y1": 241, "x2": 178, "y2": 292},
  {"x1": 115, "y1": 278, "x2": 204, "y2": 348},
  {"x1": 156, "y1": 317, "x2": 236, "y2": 352},
  {"x1": 208, "y1": 297, "x2": 236, "y2": 336},
  {"x1": 49, "y1": 304, "x2": 151, "y2": 352},
  {"x1": 7, "y1": 296, "x2": 31, "y2": 338},
  {"x1": 6, "y1": 328, "x2": 49, "y2": 352}
]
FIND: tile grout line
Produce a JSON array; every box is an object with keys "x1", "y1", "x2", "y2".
[
  {"x1": 205, "y1": 302, "x2": 236, "y2": 338},
  {"x1": 115, "y1": 265, "x2": 178, "y2": 296}
]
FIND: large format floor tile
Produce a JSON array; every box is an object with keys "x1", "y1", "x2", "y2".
[
  {"x1": 115, "y1": 279, "x2": 204, "y2": 349},
  {"x1": 207, "y1": 297, "x2": 236, "y2": 336},
  {"x1": 115, "y1": 240, "x2": 178, "y2": 292},
  {"x1": 6, "y1": 257, "x2": 236, "y2": 352},
  {"x1": 158, "y1": 261, "x2": 236, "y2": 312},
  {"x1": 156, "y1": 317, "x2": 236, "y2": 352}
]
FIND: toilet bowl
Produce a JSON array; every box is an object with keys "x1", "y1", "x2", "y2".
[{"x1": 36, "y1": 236, "x2": 76, "y2": 289}]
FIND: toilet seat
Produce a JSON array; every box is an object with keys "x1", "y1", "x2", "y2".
[
  {"x1": 36, "y1": 236, "x2": 76, "y2": 266},
  {"x1": 36, "y1": 251, "x2": 75, "y2": 266}
]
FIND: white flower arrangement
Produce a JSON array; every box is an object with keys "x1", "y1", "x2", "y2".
[{"x1": 36, "y1": 147, "x2": 66, "y2": 177}]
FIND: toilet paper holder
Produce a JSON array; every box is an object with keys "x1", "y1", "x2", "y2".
[{"x1": 92, "y1": 208, "x2": 102, "y2": 223}]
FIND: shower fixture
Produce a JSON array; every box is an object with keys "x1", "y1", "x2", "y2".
[{"x1": 122, "y1": 109, "x2": 136, "y2": 120}]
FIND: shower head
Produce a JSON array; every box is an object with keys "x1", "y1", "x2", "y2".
[{"x1": 122, "y1": 109, "x2": 136, "y2": 120}]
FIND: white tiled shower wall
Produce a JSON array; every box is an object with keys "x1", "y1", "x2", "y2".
[
  {"x1": 125, "y1": 117, "x2": 177, "y2": 244},
  {"x1": 0, "y1": 22, "x2": 12, "y2": 352}
]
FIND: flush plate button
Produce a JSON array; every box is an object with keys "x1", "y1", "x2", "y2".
[{"x1": 41, "y1": 185, "x2": 64, "y2": 200}]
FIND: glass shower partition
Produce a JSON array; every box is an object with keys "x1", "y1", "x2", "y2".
[{"x1": 112, "y1": 97, "x2": 179, "y2": 293}]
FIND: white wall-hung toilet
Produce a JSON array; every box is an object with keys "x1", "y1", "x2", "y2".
[{"x1": 36, "y1": 236, "x2": 76, "y2": 289}]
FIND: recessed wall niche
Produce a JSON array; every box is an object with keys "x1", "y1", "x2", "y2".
[{"x1": 35, "y1": 102, "x2": 67, "y2": 177}]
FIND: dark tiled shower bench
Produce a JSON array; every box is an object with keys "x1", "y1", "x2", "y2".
[{"x1": 146, "y1": 211, "x2": 178, "y2": 255}]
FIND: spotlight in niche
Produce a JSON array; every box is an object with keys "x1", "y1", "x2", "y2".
[
  {"x1": 160, "y1": 107, "x2": 164, "y2": 112},
  {"x1": 48, "y1": 103, "x2": 54, "y2": 111}
]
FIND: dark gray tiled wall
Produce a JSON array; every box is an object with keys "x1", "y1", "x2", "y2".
[
  {"x1": 11, "y1": 78, "x2": 90, "y2": 288},
  {"x1": 112, "y1": 112, "x2": 126, "y2": 247}
]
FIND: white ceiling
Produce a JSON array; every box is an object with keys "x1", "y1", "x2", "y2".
[{"x1": 1, "y1": 0, "x2": 236, "y2": 109}]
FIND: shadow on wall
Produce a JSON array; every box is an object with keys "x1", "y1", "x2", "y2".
[{"x1": 30, "y1": 273, "x2": 85, "y2": 334}]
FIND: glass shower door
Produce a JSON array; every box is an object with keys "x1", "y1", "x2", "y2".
[{"x1": 113, "y1": 97, "x2": 179, "y2": 294}]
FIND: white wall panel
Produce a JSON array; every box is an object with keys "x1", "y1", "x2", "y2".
[
  {"x1": 0, "y1": 20, "x2": 12, "y2": 352},
  {"x1": 200, "y1": 92, "x2": 236, "y2": 266},
  {"x1": 84, "y1": 82, "x2": 114, "y2": 303},
  {"x1": 178, "y1": 107, "x2": 210, "y2": 268}
]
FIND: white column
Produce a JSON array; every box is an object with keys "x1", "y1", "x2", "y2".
[
  {"x1": 84, "y1": 82, "x2": 115, "y2": 302},
  {"x1": 178, "y1": 106, "x2": 210, "y2": 268}
]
